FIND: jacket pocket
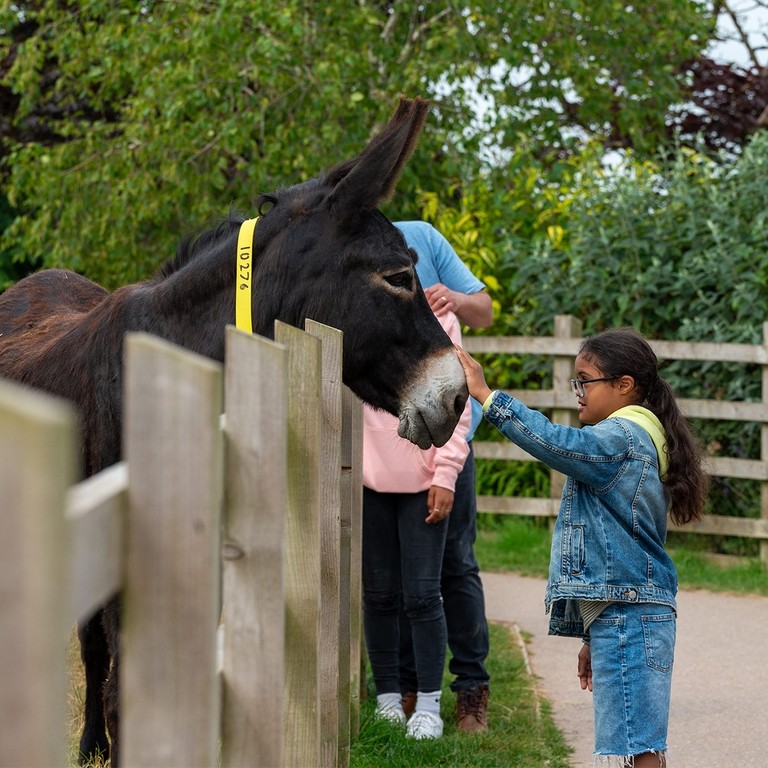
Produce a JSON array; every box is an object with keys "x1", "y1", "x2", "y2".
[{"x1": 568, "y1": 525, "x2": 585, "y2": 574}]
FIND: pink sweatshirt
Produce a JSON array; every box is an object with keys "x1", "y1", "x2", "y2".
[{"x1": 362, "y1": 311, "x2": 471, "y2": 493}]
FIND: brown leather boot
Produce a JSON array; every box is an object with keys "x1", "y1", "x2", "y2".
[
  {"x1": 401, "y1": 691, "x2": 417, "y2": 719},
  {"x1": 456, "y1": 685, "x2": 489, "y2": 733}
]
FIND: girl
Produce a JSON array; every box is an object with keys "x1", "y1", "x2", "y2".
[
  {"x1": 363, "y1": 308, "x2": 471, "y2": 740},
  {"x1": 456, "y1": 328, "x2": 708, "y2": 767}
]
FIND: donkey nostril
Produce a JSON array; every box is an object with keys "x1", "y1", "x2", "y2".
[{"x1": 454, "y1": 393, "x2": 467, "y2": 418}]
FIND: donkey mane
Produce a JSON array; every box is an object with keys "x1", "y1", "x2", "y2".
[
  {"x1": 157, "y1": 215, "x2": 243, "y2": 281},
  {"x1": 155, "y1": 187, "x2": 293, "y2": 283}
]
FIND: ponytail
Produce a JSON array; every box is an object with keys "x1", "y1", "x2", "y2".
[{"x1": 645, "y1": 377, "x2": 708, "y2": 526}]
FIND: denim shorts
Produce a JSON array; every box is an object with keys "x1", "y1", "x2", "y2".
[{"x1": 589, "y1": 602, "x2": 676, "y2": 762}]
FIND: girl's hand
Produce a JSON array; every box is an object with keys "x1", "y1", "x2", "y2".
[
  {"x1": 426, "y1": 486, "x2": 453, "y2": 523},
  {"x1": 577, "y1": 643, "x2": 593, "y2": 692},
  {"x1": 455, "y1": 345, "x2": 492, "y2": 405}
]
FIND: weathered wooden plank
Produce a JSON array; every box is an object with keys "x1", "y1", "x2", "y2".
[
  {"x1": 275, "y1": 321, "x2": 322, "y2": 768},
  {"x1": 121, "y1": 333, "x2": 223, "y2": 768},
  {"x1": 476, "y1": 495, "x2": 559, "y2": 517},
  {"x1": 675, "y1": 514, "x2": 768, "y2": 539},
  {"x1": 66, "y1": 462, "x2": 127, "y2": 624},
  {"x1": 473, "y1": 390, "x2": 768, "y2": 424},
  {"x1": 464, "y1": 335, "x2": 582, "y2": 357},
  {"x1": 705, "y1": 456, "x2": 768, "y2": 481},
  {"x1": 339, "y1": 385, "x2": 363, "y2": 761},
  {"x1": 476, "y1": 416, "x2": 768, "y2": 478},
  {"x1": 465, "y1": 333, "x2": 768, "y2": 365},
  {"x1": 474, "y1": 441, "x2": 544, "y2": 462},
  {"x1": 0, "y1": 380, "x2": 76, "y2": 768},
  {"x1": 478, "y1": 495, "x2": 768, "y2": 539},
  {"x1": 220, "y1": 327, "x2": 287, "y2": 768},
  {"x1": 477, "y1": 499, "x2": 768, "y2": 540},
  {"x1": 677, "y1": 398, "x2": 768, "y2": 422},
  {"x1": 305, "y1": 320, "x2": 344, "y2": 768},
  {"x1": 650, "y1": 339, "x2": 768, "y2": 364}
]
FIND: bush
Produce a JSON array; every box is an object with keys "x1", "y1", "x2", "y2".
[{"x1": 431, "y1": 134, "x2": 768, "y2": 538}]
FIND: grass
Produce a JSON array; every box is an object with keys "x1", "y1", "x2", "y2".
[
  {"x1": 474, "y1": 514, "x2": 768, "y2": 597},
  {"x1": 350, "y1": 622, "x2": 572, "y2": 768}
]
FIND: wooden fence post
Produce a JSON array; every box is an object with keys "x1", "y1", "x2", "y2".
[
  {"x1": 275, "y1": 321, "x2": 323, "y2": 768},
  {"x1": 121, "y1": 333, "x2": 224, "y2": 767},
  {"x1": 305, "y1": 320, "x2": 345, "y2": 768},
  {"x1": 339, "y1": 385, "x2": 364, "y2": 763},
  {"x1": 0, "y1": 381, "x2": 76, "y2": 768},
  {"x1": 220, "y1": 327, "x2": 287, "y2": 768},
  {"x1": 550, "y1": 316, "x2": 582, "y2": 520}
]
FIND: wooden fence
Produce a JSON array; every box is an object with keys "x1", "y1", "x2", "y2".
[
  {"x1": 0, "y1": 321, "x2": 364, "y2": 768},
  {"x1": 465, "y1": 315, "x2": 768, "y2": 568}
]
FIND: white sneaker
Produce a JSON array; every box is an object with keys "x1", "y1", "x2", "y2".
[
  {"x1": 375, "y1": 702, "x2": 406, "y2": 726},
  {"x1": 406, "y1": 710, "x2": 444, "y2": 740}
]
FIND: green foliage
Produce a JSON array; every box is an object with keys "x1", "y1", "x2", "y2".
[
  {"x1": 668, "y1": 540, "x2": 768, "y2": 593},
  {"x1": 499, "y1": 134, "x2": 768, "y2": 351},
  {"x1": 417, "y1": 146, "x2": 581, "y2": 318},
  {"x1": 1, "y1": 1, "x2": 712, "y2": 288},
  {"x1": 410, "y1": 132, "x2": 768, "y2": 532},
  {"x1": 2, "y1": 2, "x2": 478, "y2": 286},
  {"x1": 417, "y1": 144, "x2": 585, "y2": 394},
  {"x1": 475, "y1": 458, "x2": 550, "y2": 499},
  {"x1": 501, "y1": 141, "x2": 767, "y2": 455},
  {"x1": 0, "y1": 193, "x2": 39, "y2": 290},
  {"x1": 472, "y1": 1, "x2": 712, "y2": 156}
]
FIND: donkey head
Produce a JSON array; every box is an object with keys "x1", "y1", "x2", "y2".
[{"x1": 250, "y1": 97, "x2": 468, "y2": 448}]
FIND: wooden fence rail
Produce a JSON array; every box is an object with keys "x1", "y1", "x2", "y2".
[
  {"x1": 464, "y1": 315, "x2": 768, "y2": 567},
  {"x1": 0, "y1": 322, "x2": 363, "y2": 768}
]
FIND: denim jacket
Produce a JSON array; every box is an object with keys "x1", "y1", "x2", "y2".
[{"x1": 484, "y1": 391, "x2": 677, "y2": 638}]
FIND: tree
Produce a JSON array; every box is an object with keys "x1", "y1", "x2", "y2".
[{"x1": 0, "y1": 1, "x2": 716, "y2": 286}]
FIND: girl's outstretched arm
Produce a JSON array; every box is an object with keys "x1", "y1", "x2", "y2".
[{"x1": 455, "y1": 345, "x2": 493, "y2": 405}]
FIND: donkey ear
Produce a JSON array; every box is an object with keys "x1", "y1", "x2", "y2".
[{"x1": 326, "y1": 96, "x2": 430, "y2": 218}]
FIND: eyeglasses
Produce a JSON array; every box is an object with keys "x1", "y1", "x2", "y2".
[{"x1": 569, "y1": 375, "x2": 619, "y2": 398}]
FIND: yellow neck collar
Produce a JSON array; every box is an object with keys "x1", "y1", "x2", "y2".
[{"x1": 235, "y1": 217, "x2": 259, "y2": 333}]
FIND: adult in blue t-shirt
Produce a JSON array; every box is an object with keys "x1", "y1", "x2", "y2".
[{"x1": 395, "y1": 220, "x2": 493, "y2": 732}]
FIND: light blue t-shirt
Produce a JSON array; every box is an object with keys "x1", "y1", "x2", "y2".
[{"x1": 395, "y1": 220, "x2": 486, "y2": 440}]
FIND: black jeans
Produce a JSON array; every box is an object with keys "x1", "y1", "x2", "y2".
[
  {"x1": 399, "y1": 445, "x2": 490, "y2": 692},
  {"x1": 362, "y1": 486, "x2": 448, "y2": 694}
]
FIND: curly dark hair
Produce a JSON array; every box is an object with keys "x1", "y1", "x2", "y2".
[{"x1": 579, "y1": 327, "x2": 708, "y2": 526}]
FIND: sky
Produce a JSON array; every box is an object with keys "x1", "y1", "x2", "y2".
[{"x1": 707, "y1": 0, "x2": 768, "y2": 67}]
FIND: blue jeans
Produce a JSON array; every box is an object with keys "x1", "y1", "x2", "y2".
[
  {"x1": 590, "y1": 602, "x2": 675, "y2": 758},
  {"x1": 362, "y1": 486, "x2": 448, "y2": 695},
  {"x1": 399, "y1": 446, "x2": 490, "y2": 693}
]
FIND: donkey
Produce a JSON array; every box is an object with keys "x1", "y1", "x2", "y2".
[{"x1": 0, "y1": 96, "x2": 468, "y2": 764}]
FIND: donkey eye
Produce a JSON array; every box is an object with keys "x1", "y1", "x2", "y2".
[{"x1": 384, "y1": 270, "x2": 412, "y2": 289}]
